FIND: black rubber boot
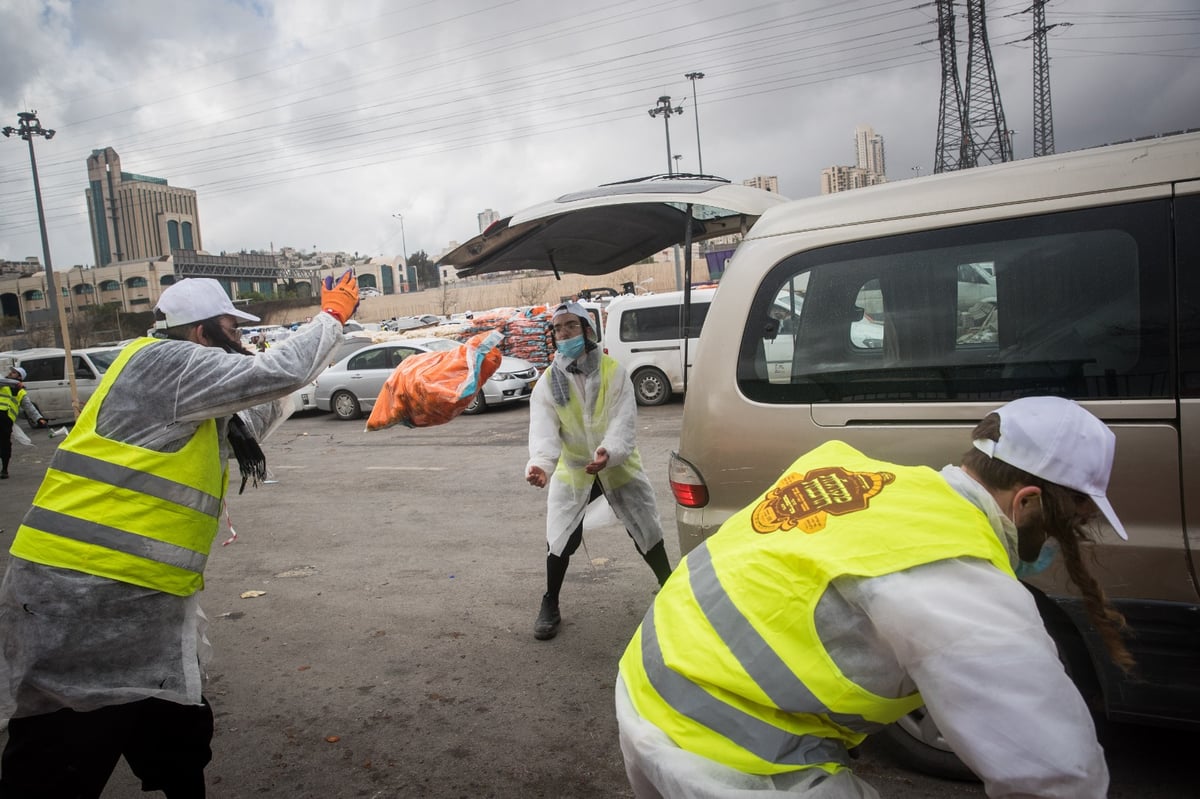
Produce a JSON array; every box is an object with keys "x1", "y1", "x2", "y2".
[
  {"x1": 642, "y1": 541, "x2": 673, "y2": 587},
  {"x1": 533, "y1": 593, "x2": 561, "y2": 640}
]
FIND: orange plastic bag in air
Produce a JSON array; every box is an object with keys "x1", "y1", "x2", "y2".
[{"x1": 366, "y1": 330, "x2": 504, "y2": 430}]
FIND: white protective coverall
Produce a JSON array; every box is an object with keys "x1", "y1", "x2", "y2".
[
  {"x1": 0, "y1": 313, "x2": 345, "y2": 721},
  {"x1": 616, "y1": 465, "x2": 1108, "y2": 799},
  {"x1": 526, "y1": 346, "x2": 665, "y2": 557}
]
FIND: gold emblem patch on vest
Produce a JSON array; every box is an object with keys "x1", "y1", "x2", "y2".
[{"x1": 751, "y1": 466, "x2": 895, "y2": 534}]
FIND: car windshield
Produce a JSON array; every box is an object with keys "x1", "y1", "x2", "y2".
[{"x1": 85, "y1": 349, "x2": 123, "y2": 373}]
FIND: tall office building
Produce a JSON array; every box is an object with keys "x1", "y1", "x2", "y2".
[
  {"x1": 85, "y1": 147, "x2": 202, "y2": 267},
  {"x1": 743, "y1": 175, "x2": 780, "y2": 194},
  {"x1": 478, "y1": 208, "x2": 500, "y2": 233},
  {"x1": 821, "y1": 165, "x2": 875, "y2": 194},
  {"x1": 821, "y1": 126, "x2": 888, "y2": 194},
  {"x1": 855, "y1": 125, "x2": 886, "y2": 178}
]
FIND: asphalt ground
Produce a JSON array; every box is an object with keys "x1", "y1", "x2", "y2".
[{"x1": 0, "y1": 400, "x2": 1193, "y2": 798}]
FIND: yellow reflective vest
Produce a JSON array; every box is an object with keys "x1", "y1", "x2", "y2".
[
  {"x1": 11, "y1": 338, "x2": 228, "y2": 596},
  {"x1": 551, "y1": 354, "x2": 641, "y2": 491},
  {"x1": 619, "y1": 440, "x2": 1015, "y2": 776},
  {"x1": 0, "y1": 383, "x2": 28, "y2": 422}
]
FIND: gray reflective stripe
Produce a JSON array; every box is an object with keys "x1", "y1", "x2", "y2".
[
  {"x1": 51, "y1": 449, "x2": 221, "y2": 517},
  {"x1": 688, "y1": 543, "x2": 881, "y2": 736},
  {"x1": 640, "y1": 604, "x2": 850, "y2": 768},
  {"x1": 23, "y1": 506, "x2": 208, "y2": 574}
]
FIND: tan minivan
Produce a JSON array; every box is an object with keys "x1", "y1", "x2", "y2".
[{"x1": 439, "y1": 135, "x2": 1200, "y2": 776}]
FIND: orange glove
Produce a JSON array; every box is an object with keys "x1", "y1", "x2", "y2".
[{"x1": 321, "y1": 269, "x2": 359, "y2": 323}]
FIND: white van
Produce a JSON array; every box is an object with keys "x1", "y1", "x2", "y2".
[
  {"x1": 602, "y1": 288, "x2": 716, "y2": 405},
  {"x1": 14, "y1": 346, "x2": 125, "y2": 423}
]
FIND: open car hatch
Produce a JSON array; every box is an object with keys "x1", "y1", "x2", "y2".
[{"x1": 437, "y1": 175, "x2": 790, "y2": 278}]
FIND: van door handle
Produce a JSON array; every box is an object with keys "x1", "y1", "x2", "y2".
[{"x1": 630, "y1": 345, "x2": 679, "y2": 353}]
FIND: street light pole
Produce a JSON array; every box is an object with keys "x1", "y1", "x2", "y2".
[
  {"x1": 3, "y1": 111, "x2": 68, "y2": 350},
  {"x1": 647, "y1": 96, "x2": 684, "y2": 176},
  {"x1": 685, "y1": 71, "x2": 706, "y2": 176},
  {"x1": 3, "y1": 110, "x2": 81, "y2": 417},
  {"x1": 393, "y1": 212, "x2": 415, "y2": 292}
]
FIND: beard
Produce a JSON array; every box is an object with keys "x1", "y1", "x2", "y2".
[{"x1": 1016, "y1": 504, "x2": 1050, "y2": 563}]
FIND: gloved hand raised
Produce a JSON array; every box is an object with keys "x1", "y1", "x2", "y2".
[{"x1": 321, "y1": 269, "x2": 359, "y2": 324}]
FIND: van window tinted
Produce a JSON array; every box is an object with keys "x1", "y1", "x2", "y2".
[
  {"x1": 738, "y1": 201, "x2": 1171, "y2": 403},
  {"x1": 619, "y1": 302, "x2": 710, "y2": 342},
  {"x1": 71, "y1": 356, "x2": 96, "y2": 380},
  {"x1": 1179, "y1": 194, "x2": 1200, "y2": 397},
  {"x1": 21, "y1": 357, "x2": 63, "y2": 382}
]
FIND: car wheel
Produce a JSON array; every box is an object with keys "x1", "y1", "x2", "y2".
[
  {"x1": 331, "y1": 390, "x2": 361, "y2": 420},
  {"x1": 463, "y1": 390, "x2": 485, "y2": 415},
  {"x1": 632, "y1": 368, "x2": 671, "y2": 406},
  {"x1": 873, "y1": 706, "x2": 978, "y2": 782}
]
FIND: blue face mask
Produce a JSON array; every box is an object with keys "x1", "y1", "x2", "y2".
[
  {"x1": 1015, "y1": 538, "x2": 1060, "y2": 579},
  {"x1": 557, "y1": 333, "x2": 586, "y2": 360}
]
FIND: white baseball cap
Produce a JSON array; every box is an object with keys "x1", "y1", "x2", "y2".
[
  {"x1": 551, "y1": 301, "x2": 594, "y2": 333},
  {"x1": 8, "y1": 366, "x2": 26, "y2": 381},
  {"x1": 973, "y1": 396, "x2": 1127, "y2": 539},
  {"x1": 155, "y1": 278, "x2": 259, "y2": 328}
]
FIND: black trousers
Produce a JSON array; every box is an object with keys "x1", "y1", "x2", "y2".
[
  {"x1": 0, "y1": 697, "x2": 214, "y2": 799},
  {"x1": 0, "y1": 415, "x2": 12, "y2": 469},
  {"x1": 546, "y1": 479, "x2": 673, "y2": 599}
]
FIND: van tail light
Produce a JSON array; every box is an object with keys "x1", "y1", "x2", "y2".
[{"x1": 669, "y1": 452, "x2": 709, "y2": 508}]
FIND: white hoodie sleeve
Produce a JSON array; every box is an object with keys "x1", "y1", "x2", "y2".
[{"x1": 853, "y1": 559, "x2": 1109, "y2": 798}]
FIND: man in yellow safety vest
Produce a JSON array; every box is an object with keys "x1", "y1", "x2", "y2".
[
  {"x1": 0, "y1": 365, "x2": 47, "y2": 479},
  {"x1": 0, "y1": 272, "x2": 358, "y2": 797},
  {"x1": 617, "y1": 396, "x2": 1129, "y2": 798}
]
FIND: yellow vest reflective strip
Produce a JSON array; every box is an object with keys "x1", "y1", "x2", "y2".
[
  {"x1": 684, "y1": 541, "x2": 881, "y2": 735},
  {"x1": 11, "y1": 337, "x2": 225, "y2": 596},
  {"x1": 0, "y1": 386, "x2": 25, "y2": 421},
  {"x1": 637, "y1": 591, "x2": 853, "y2": 768},
  {"x1": 45, "y1": 448, "x2": 223, "y2": 516},
  {"x1": 20, "y1": 507, "x2": 209, "y2": 575},
  {"x1": 552, "y1": 355, "x2": 640, "y2": 490}
]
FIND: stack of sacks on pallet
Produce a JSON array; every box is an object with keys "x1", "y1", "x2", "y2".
[{"x1": 454, "y1": 306, "x2": 555, "y2": 371}]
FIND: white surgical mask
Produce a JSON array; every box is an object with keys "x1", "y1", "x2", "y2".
[{"x1": 557, "y1": 334, "x2": 586, "y2": 360}]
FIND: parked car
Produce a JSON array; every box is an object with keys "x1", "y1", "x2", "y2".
[
  {"x1": 602, "y1": 288, "x2": 716, "y2": 406},
  {"x1": 287, "y1": 381, "x2": 320, "y2": 414},
  {"x1": 285, "y1": 333, "x2": 374, "y2": 416},
  {"x1": 13, "y1": 345, "x2": 125, "y2": 423},
  {"x1": 313, "y1": 337, "x2": 538, "y2": 420},
  {"x1": 435, "y1": 135, "x2": 1200, "y2": 779}
]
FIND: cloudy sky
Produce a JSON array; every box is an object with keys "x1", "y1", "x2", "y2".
[{"x1": 1, "y1": 0, "x2": 1197, "y2": 270}]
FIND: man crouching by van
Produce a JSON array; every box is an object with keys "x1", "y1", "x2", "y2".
[
  {"x1": 616, "y1": 396, "x2": 1130, "y2": 798},
  {"x1": 525, "y1": 302, "x2": 673, "y2": 640}
]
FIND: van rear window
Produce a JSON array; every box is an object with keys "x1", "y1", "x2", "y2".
[
  {"x1": 619, "y1": 302, "x2": 710, "y2": 343},
  {"x1": 738, "y1": 201, "x2": 1171, "y2": 403}
]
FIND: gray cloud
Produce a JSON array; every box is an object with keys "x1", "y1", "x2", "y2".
[{"x1": 1, "y1": 0, "x2": 1197, "y2": 268}]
